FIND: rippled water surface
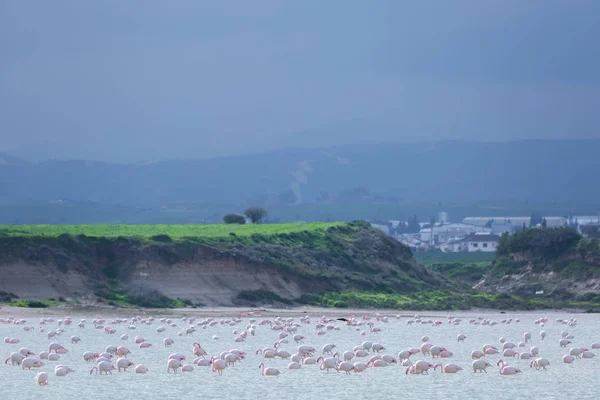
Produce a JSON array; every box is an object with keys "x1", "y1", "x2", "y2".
[{"x1": 2, "y1": 311, "x2": 599, "y2": 400}]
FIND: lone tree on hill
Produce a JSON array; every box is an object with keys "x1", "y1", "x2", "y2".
[
  {"x1": 244, "y1": 206, "x2": 267, "y2": 224},
  {"x1": 223, "y1": 213, "x2": 246, "y2": 224}
]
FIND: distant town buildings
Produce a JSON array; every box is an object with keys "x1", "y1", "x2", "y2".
[
  {"x1": 376, "y1": 213, "x2": 599, "y2": 253},
  {"x1": 465, "y1": 233, "x2": 501, "y2": 252},
  {"x1": 462, "y1": 216, "x2": 567, "y2": 228}
]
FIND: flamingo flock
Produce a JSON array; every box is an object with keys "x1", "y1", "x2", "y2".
[{"x1": 1, "y1": 311, "x2": 598, "y2": 388}]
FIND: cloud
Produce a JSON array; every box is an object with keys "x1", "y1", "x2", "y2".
[{"x1": 1, "y1": 0, "x2": 599, "y2": 162}]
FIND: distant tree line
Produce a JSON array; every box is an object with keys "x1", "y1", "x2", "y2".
[
  {"x1": 223, "y1": 206, "x2": 268, "y2": 224},
  {"x1": 496, "y1": 227, "x2": 581, "y2": 259},
  {"x1": 223, "y1": 214, "x2": 246, "y2": 224}
]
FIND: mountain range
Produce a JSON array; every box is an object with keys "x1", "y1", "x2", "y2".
[{"x1": 1, "y1": 139, "x2": 599, "y2": 208}]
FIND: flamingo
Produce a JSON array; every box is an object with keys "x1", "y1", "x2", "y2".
[
  {"x1": 322, "y1": 343, "x2": 336, "y2": 355},
  {"x1": 336, "y1": 361, "x2": 355, "y2": 374},
  {"x1": 353, "y1": 362, "x2": 368, "y2": 372},
  {"x1": 22, "y1": 358, "x2": 44, "y2": 370},
  {"x1": 318, "y1": 354, "x2": 339, "y2": 372},
  {"x1": 259, "y1": 362, "x2": 281, "y2": 376},
  {"x1": 434, "y1": 363, "x2": 463, "y2": 373},
  {"x1": 19, "y1": 347, "x2": 35, "y2": 357},
  {"x1": 90, "y1": 361, "x2": 116, "y2": 375},
  {"x1": 35, "y1": 372, "x2": 49, "y2": 385},
  {"x1": 211, "y1": 357, "x2": 227, "y2": 376},
  {"x1": 497, "y1": 359, "x2": 521, "y2": 375},
  {"x1": 55, "y1": 366, "x2": 75, "y2": 376},
  {"x1": 167, "y1": 359, "x2": 182, "y2": 373},
  {"x1": 569, "y1": 348, "x2": 583, "y2": 359},
  {"x1": 530, "y1": 358, "x2": 550, "y2": 370},
  {"x1": 135, "y1": 364, "x2": 149, "y2": 374},
  {"x1": 472, "y1": 360, "x2": 492, "y2": 373},
  {"x1": 406, "y1": 360, "x2": 434, "y2": 375},
  {"x1": 563, "y1": 355, "x2": 575, "y2": 364},
  {"x1": 116, "y1": 357, "x2": 135, "y2": 372},
  {"x1": 5, "y1": 352, "x2": 25, "y2": 366}
]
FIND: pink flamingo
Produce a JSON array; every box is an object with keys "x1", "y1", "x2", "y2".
[
  {"x1": 497, "y1": 359, "x2": 521, "y2": 375},
  {"x1": 35, "y1": 372, "x2": 49, "y2": 385},
  {"x1": 211, "y1": 356, "x2": 227, "y2": 376},
  {"x1": 434, "y1": 363, "x2": 463, "y2": 373},
  {"x1": 135, "y1": 365, "x2": 149, "y2": 374},
  {"x1": 259, "y1": 362, "x2": 281, "y2": 376}
]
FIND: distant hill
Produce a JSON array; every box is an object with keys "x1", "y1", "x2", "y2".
[{"x1": 2, "y1": 139, "x2": 600, "y2": 208}]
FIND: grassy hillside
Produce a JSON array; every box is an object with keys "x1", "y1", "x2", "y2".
[
  {"x1": 0, "y1": 221, "x2": 448, "y2": 308},
  {"x1": 2, "y1": 222, "x2": 599, "y2": 310},
  {"x1": 0, "y1": 222, "x2": 341, "y2": 239}
]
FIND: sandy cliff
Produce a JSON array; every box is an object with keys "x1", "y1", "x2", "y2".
[{"x1": 0, "y1": 222, "x2": 441, "y2": 306}]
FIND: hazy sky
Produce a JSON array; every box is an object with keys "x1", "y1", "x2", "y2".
[{"x1": 1, "y1": 1, "x2": 599, "y2": 162}]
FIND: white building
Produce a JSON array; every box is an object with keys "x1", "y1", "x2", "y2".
[
  {"x1": 463, "y1": 216, "x2": 567, "y2": 229},
  {"x1": 570, "y1": 216, "x2": 600, "y2": 225},
  {"x1": 419, "y1": 223, "x2": 491, "y2": 244},
  {"x1": 466, "y1": 233, "x2": 501, "y2": 252},
  {"x1": 438, "y1": 238, "x2": 468, "y2": 253}
]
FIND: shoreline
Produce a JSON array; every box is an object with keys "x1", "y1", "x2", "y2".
[{"x1": 0, "y1": 304, "x2": 589, "y2": 319}]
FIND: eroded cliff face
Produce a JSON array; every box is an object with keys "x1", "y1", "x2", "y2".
[
  {"x1": 0, "y1": 223, "x2": 441, "y2": 306},
  {"x1": 0, "y1": 240, "x2": 318, "y2": 306},
  {"x1": 122, "y1": 251, "x2": 310, "y2": 306}
]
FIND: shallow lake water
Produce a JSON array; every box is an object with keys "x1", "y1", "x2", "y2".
[{"x1": 1, "y1": 311, "x2": 599, "y2": 400}]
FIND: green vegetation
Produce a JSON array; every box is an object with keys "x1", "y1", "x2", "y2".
[
  {"x1": 417, "y1": 252, "x2": 494, "y2": 287},
  {"x1": 576, "y1": 238, "x2": 600, "y2": 257},
  {"x1": 427, "y1": 262, "x2": 491, "y2": 285},
  {"x1": 3, "y1": 221, "x2": 599, "y2": 310},
  {"x1": 236, "y1": 290, "x2": 293, "y2": 305},
  {"x1": 299, "y1": 290, "x2": 600, "y2": 311},
  {"x1": 496, "y1": 227, "x2": 581, "y2": 259},
  {"x1": 492, "y1": 228, "x2": 599, "y2": 277},
  {"x1": 9, "y1": 300, "x2": 49, "y2": 308},
  {"x1": 7, "y1": 298, "x2": 74, "y2": 308},
  {"x1": 244, "y1": 206, "x2": 268, "y2": 224},
  {"x1": 223, "y1": 214, "x2": 246, "y2": 224},
  {"x1": 0, "y1": 222, "x2": 341, "y2": 240},
  {"x1": 416, "y1": 251, "x2": 495, "y2": 266},
  {"x1": 0, "y1": 221, "x2": 439, "y2": 307},
  {"x1": 93, "y1": 285, "x2": 198, "y2": 308}
]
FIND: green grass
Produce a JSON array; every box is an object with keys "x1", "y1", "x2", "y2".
[
  {"x1": 236, "y1": 290, "x2": 293, "y2": 305},
  {"x1": 416, "y1": 251, "x2": 495, "y2": 266},
  {"x1": 0, "y1": 222, "x2": 342, "y2": 239},
  {"x1": 427, "y1": 262, "x2": 492, "y2": 284},
  {"x1": 299, "y1": 290, "x2": 600, "y2": 311},
  {"x1": 7, "y1": 298, "x2": 75, "y2": 308}
]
